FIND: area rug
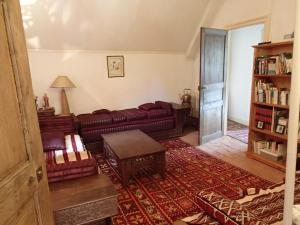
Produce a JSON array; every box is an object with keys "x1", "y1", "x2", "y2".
[
  {"x1": 95, "y1": 139, "x2": 273, "y2": 225},
  {"x1": 227, "y1": 120, "x2": 249, "y2": 144}
]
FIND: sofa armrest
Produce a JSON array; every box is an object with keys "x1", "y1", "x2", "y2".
[{"x1": 171, "y1": 103, "x2": 190, "y2": 136}]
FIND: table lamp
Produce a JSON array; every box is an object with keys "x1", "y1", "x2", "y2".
[{"x1": 50, "y1": 75, "x2": 76, "y2": 115}]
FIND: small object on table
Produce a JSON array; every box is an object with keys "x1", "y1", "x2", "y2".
[
  {"x1": 102, "y1": 129, "x2": 166, "y2": 186},
  {"x1": 50, "y1": 174, "x2": 118, "y2": 225},
  {"x1": 43, "y1": 93, "x2": 50, "y2": 108}
]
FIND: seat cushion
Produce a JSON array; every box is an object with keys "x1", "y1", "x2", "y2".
[
  {"x1": 138, "y1": 103, "x2": 161, "y2": 111},
  {"x1": 147, "y1": 109, "x2": 169, "y2": 119},
  {"x1": 119, "y1": 108, "x2": 148, "y2": 121},
  {"x1": 155, "y1": 101, "x2": 172, "y2": 115},
  {"x1": 41, "y1": 132, "x2": 66, "y2": 152},
  {"x1": 78, "y1": 113, "x2": 113, "y2": 128}
]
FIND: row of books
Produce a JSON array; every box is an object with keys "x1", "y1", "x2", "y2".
[
  {"x1": 255, "y1": 107, "x2": 289, "y2": 134},
  {"x1": 255, "y1": 53, "x2": 293, "y2": 75},
  {"x1": 255, "y1": 107, "x2": 273, "y2": 131},
  {"x1": 254, "y1": 80, "x2": 289, "y2": 106},
  {"x1": 252, "y1": 140, "x2": 287, "y2": 161}
]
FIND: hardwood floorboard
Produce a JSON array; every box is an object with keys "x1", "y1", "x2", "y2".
[{"x1": 180, "y1": 130, "x2": 285, "y2": 184}]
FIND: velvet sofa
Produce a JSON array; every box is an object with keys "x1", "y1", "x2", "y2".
[{"x1": 76, "y1": 101, "x2": 189, "y2": 152}]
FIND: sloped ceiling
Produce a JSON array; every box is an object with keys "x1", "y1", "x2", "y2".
[{"x1": 20, "y1": 0, "x2": 209, "y2": 52}]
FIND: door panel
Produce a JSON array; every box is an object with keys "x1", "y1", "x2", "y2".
[
  {"x1": 0, "y1": 0, "x2": 54, "y2": 224},
  {"x1": 199, "y1": 28, "x2": 227, "y2": 144},
  {"x1": 0, "y1": 6, "x2": 28, "y2": 179}
]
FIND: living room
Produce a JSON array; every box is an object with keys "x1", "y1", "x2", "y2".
[{"x1": 1, "y1": 0, "x2": 300, "y2": 225}]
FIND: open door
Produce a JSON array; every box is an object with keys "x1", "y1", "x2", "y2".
[
  {"x1": 199, "y1": 27, "x2": 227, "y2": 144},
  {"x1": 0, "y1": 0, "x2": 54, "y2": 224}
]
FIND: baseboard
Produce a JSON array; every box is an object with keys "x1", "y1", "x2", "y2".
[{"x1": 228, "y1": 117, "x2": 248, "y2": 126}]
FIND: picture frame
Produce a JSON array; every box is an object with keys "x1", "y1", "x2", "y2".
[
  {"x1": 275, "y1": 124, "x2": 286, "y2": 134},
  {"x1": 107, "y1": 56, "x2": 125, "y2": 78},
  {"x1": 256, "y1": 121, "x2": 264, "y2": 129}
]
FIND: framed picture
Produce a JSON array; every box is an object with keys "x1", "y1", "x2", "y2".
[
  {"x1": 107, "y1": 56, "x2": 124, "y2": 78},
  {"x1": 256, "y1": 121, "x2": 264, "y2": 129},
  {"x1": 275, "y1": 124, "x2": 286, "y2": 134}
]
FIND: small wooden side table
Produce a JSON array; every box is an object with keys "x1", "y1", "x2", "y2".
[
  {"x1": 37, "y1": 107, "x2": 55, "y2": 117},
  {"x1": 49, "y1": 174, "x2": 118, "y2": 225}
]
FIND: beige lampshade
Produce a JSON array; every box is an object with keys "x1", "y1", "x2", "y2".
[{"x1": 50, "y1": 76, "x2": 76, "y2": 88}]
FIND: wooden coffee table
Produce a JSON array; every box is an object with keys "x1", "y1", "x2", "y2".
[
  {"x1": 49, "y1": 174, "x2": 118, "y2": 225},
  {"x1": 102, "y1": 130, "x2": 166, "y2": 186}
]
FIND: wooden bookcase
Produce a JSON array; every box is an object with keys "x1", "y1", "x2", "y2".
[{"x1": 248, "y1": 40, "x2": 295, "y2": 171}]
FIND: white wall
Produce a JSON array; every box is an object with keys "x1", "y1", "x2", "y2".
[
  {"x1": 228, "y1": 24, "x2": 264, "y2": 125},
  {"x1": 28, "y1": 51, "x2": 193, "y2": 115},
  {"x1": 191, "y1": 0, "x2": 296, "y2": 118}
]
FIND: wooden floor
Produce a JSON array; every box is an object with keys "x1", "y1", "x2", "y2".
[{"x1": 180, "y1": 129, "x2": 285, "y2": 184}]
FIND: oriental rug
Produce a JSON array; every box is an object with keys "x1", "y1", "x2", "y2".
[{"x1": 95, "y1": 139, "x2": 273, "y2": 225}]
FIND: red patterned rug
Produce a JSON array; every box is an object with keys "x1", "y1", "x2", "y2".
[{"x1": 95, "y1": 139, "x2": 273, "y2": 225}]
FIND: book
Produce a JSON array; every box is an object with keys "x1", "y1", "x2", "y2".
[{"x1": 255, "y1": 53, "x2": 293, "y2": 75}]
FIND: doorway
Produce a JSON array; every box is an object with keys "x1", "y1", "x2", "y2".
[{"x1": 226, "y1": 24, "x2": 264, "y2": 143}]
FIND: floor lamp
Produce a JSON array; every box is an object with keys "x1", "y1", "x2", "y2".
[{"x1": 50, "y1": 75, "x2": 76, "y2": 116}]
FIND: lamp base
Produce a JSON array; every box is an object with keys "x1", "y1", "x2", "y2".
[{"x1": 61, "y1": 89, "x2": 71, "y2": 116}]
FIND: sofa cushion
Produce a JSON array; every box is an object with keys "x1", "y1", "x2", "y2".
[
  {"x1": 110, "y1": 111, "x2": 127, "y2": 123},
  {"x1": 41, "y1": 132, "x2": 66, "y2": 152},
  {"x1": 155, "y1": 101, "x2": 172, "y2": 115},
  {"x1": 196, "y1": 191, "x2": 267, "y2": 225},
  {"x1": 78, "y1": 114, "x2": 112, "y2": 128},
  {"x1": 138, "y1": 103, "x2": 161, "y2": 111},
  {"x1": 147, "y1": 109, "x2": 169, "y2": 119},
  {"x1": 92, "y1": 109, "x2": 110, "y2": 114},
  {"x1": 119, "y1": 108, "x2": 148, "y2": 121}
]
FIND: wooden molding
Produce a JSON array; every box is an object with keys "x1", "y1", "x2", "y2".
[{"x1": 225, "y1": 15, "x2": 271, "y2": 42}]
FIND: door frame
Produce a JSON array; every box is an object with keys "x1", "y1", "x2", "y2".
[
  {"x1": 223, "y1": 16, "x2": 269, "y2": 134},
  {"x1": 198, "y1": 27, "x2": 228, "y2": 144}
]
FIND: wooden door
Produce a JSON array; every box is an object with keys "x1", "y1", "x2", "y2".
[
  {"x1": 0, "y1": 0, "x2": 54, "y2": 224},
  {"x1": 199, "y1": 28, "x2": 227, "y2": 144}
]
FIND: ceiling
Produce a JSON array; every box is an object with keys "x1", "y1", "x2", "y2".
[{"x1": 20, "y1": 0, "x2": 209, "y2": 52}]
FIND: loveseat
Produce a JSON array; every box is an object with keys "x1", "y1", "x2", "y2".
[{"x1": 77, "y1": 101, "x2": 188, "y2": 152}]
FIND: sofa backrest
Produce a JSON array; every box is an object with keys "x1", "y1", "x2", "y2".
[{"x1": 38, "y1": 115, "x2": 77, "y2": 135}]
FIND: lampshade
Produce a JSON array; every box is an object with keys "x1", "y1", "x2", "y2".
[{"x1": 50, "y1": 76, "x2": 76, "y2": 88}]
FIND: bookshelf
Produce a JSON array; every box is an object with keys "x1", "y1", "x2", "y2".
[{"x1": 248, "y1": 40, "x2": 296, "y2": 171}]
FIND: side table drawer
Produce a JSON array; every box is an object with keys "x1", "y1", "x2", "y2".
[{"x1": 54, "y1": 197, "x2": 118, "y2": 225}]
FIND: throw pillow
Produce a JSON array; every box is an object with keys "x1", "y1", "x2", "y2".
[
  {"x1": 41, "y1": 132, "x2": 66, "y2": 152},
  {"x1": 138, "y1": 103, "x2": 161, "y2": 111},
  {"x1": 92, "y1": 109, "x2": 110, "y2": 114}
]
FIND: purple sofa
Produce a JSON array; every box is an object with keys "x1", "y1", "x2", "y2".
[{"x1": 77, "y1": 101, "x2": 188, "y2": 152}]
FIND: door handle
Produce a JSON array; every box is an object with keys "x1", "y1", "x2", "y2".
[{"x1": 201, "y1": 86, "x2": 208, "y2": 90}]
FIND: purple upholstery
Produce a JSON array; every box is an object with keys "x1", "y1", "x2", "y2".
[
  {"x1": 119, "y1": 108, "x2": 148, "y2": 121},
  {"x1": 39, "y1": 115, "x2": 76, "y2": 134},
  {"x1": 92, "y1": 109, "x2": 110, "y2": 114},
  {"x1": 38, "y1": 115, "x2": 98, "y2": 183},
  {"x1": 80, "y1": 117, "x2": 175, "y2": 143},
  {"x1": 155, "y1": 101, "x2": 172, "y2": 115},
  {"x1": 110, "y1": 110, "x2": 127, "y2": 123},
  {"x1": 147, "y1": 109, "x2": 169, "y2": 119},
  {"x1": 41, "y1": 132, "x2": 66, "y2": 152},
  {"x1": 138, "y1": 103, "x2": 161, "y2": 111},
  {"x1": 77, "y1": 101, "x2": 178, "y2": 148},
  {"x1": 78, "y1": 113, "x2": 113, "y2": 128}
]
